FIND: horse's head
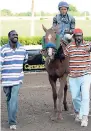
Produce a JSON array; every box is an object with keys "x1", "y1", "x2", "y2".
[
  {"x1": 42, "y1": 24, "x2": 59, "y2": 60},
  {"x1": 41, "y1": 25, "x2": 73, "y2": 61},
  {"x1": 42, "y1": 24, "x2": 59, "y2": 43}
]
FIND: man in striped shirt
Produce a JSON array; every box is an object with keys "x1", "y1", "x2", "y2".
[
  {"x1": 1, "y1": 30, "x2": 28, "y2": 130},
  {"x1": 64, "y1": 28, "x2": 91, "y2": 127}
]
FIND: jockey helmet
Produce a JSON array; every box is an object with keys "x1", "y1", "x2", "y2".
[{"x1": 58, "y1": 1, "x2": 69, "y2": 10}]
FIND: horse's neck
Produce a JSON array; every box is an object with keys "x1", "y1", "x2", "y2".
[{"x1": 54, "y1": 53, "x2": 60, "y2": 59}]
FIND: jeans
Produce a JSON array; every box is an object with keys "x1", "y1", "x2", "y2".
[
  {"x1": 3, "y1": 84, "x2": 21, "y2": 125},
  {"x1": 69, "y1": 74, "x2": 91, "y2": 118}
]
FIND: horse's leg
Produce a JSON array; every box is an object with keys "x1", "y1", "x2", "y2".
[
  {"x1": 48, "y1": 75, "x2": 58, "y2": 120},
  {"x1": 57, "y1": 74, "x2": 67, "y2": 120},
  {"x1": 48, "y1": 75, "x2": 57, "y2": 111},
  {"x1": 63, "y1": 83, "x2": 68, "y2": 111}
]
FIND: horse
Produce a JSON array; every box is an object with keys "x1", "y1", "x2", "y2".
[{"x1": 41, "y1": 25, "x2": 73, "y2": 120}]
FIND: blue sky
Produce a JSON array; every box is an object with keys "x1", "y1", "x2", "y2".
[{"x1": 1, "y1": 0, "x2": 91, "y2": 13}]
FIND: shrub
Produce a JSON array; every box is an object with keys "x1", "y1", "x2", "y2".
[{"x1": 1, "y1": 36, "x2": 91, "y2": 46}]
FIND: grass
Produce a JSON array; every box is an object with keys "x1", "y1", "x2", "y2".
[{"x1": 1, "y1": 19, "x2": 91, "y2": 37}]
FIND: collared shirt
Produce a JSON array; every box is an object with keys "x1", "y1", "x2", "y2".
[
  {"x1": 64, "y1": 41, "x2": 91, "y2": 77},
  {"x1": 1, "y1": 42, "x2": 28, "y2": 86}
]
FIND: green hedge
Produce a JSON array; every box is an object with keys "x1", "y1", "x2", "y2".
[
  {"x1": 1, "y1": 36, "x2": 91, "y2": 46},
  {"x1": 1, "y1": 36, "x2": 42, "y2": 46}
]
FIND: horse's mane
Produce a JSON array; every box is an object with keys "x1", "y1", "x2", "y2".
[{"x1": 54, "y1": 45, "x2": 65, "y2": 61}]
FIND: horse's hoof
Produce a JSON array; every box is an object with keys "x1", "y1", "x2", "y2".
[
  {"x1": 51, "y1": 116, "x2": 57, "y2": 121},
  {"x1": 50, "y1": 113, "x2": 57, "y2": 121},
  {"x1": 57, "y1": 114, "x2": 63, "y2": 120}
]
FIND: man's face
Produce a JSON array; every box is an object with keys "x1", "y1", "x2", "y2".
[
  {"x1": 9, "y1": 31, "x2": 18, "y2": 43},
  {"x1": 75, "y1": 33, "x2": 83, "y2": 45},
  {"x1": 59, "y1": 7, "x2": 68, "y2": 15}
]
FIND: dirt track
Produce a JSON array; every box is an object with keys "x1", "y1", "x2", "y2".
[{"x1": 1, "y1": 72, "x2": 91, "y2": 131}]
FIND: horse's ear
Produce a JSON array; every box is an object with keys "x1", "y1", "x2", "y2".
[
  {"x1": 42, "y1": 24, "x2": 47, "y2": 32},
  {"x1": 52, "y1": 25, "x2": 60, "y2": 33}
]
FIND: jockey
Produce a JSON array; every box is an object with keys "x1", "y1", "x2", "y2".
[{"x1": 52, "y1": 1, "x2": 75, "y2": 41}]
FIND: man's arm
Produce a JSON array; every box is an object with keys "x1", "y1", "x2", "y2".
[
  {"x1": 24, "y1": 50, "x2": 28, "y2": 64},
  {"x1": 61, "y1": 40, "x2": 69, "y2": 56},
  {"x1": 90, "y1": 47, "x2": 91, "y2": 52},
  {"x1": 0, "y1": 48, "x2": 4, "y2": 81},
  {"x1": 1, "y1": 49, "x2": 4, "y2": 67},
  {"x1": 89, "y1": 43, "x2": 91, "y2": 52},
  {"x1": 85, "y1": 43, "x2": 91, "y2": 52},
  {"x1": 63, "y1": 47, "x2": 69, "y2": 56}
]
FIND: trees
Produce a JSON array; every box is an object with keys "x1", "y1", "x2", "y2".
[
  {"x1": 68, "y1": 4, "x2": 81, "y2": 16},
  {"x1": 15, "y1": 12, "x2": 31, "y2": 16},
  {"x1": 69, "y1": 4, "x2": 77, "y2": 12},
  {"x1": 1, "y1": 4, "x2": 90, "y2": 17},
  {"x1": 1, "y1": 9, "x2": 13, "y2": 16}
]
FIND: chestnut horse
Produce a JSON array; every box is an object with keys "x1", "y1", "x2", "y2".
[{"x1": 41, "y1": 25, "x2": 72, "y2": 120}]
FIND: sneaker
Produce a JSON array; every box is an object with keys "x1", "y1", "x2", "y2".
[
  {"x1": 75, "y1": 114, "x2": 81, "y2": 122},
  {"x1": 10, "y1": 125, "x2": 16, "y2": 130},
  {"x1": 81, "y1": 116, "x2": 88, "y2": 127}
]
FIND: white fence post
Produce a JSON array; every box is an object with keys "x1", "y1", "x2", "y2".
[{"x1": 31, "y1": 0, "x2": 35, "y2": 36}]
